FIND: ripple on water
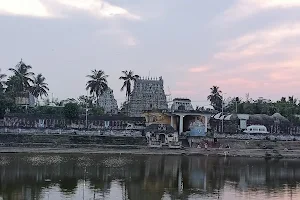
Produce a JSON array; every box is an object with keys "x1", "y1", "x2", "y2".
[
  {"x1": 23, "y1": 155, "x2": 63, "y2": 166},
  {"x1": 102, "y1": 156, "x2": 133, "y2": 167},
  {"x1": 0, "y1": 156, "x2": 9, "y2": 166}
]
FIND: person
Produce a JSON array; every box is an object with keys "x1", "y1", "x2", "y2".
[{"x1": 204, "y1": 143, "x2": 208, "y2": 150}]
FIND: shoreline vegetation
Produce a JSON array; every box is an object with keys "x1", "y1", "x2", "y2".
[{"x1": 1, "y1": 146, "x2": 300, "y2": 159}]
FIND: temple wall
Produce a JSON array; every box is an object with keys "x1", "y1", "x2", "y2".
[{"x1": 0, "y1": 114, "x2": 145, "y2": 130}]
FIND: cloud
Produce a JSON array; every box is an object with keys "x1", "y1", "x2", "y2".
[
  {"x1": 188, "y1": 66, "x2": 209, "y2": 73},
  {"x1": 124, "y1": 36, "x2": 138, "y2": 46},
  {"x1": 214, "y1": 23, "x2": 300, "y2": 61},
  {"x1": 95, "y1": 28, "x2": 138, "y2": 46},
  {"x1": 54, "y1": 0, "x2": 141, "y2": 20},
  {"x1": 0, "y1": 0, "x2": 141, "y2": 20},
  {"x1": 220, "y1": 0, "x2": 300, "y2": 22},
  {"x1": 0, "y1": 0, "x2": 52, "y2": 17}
]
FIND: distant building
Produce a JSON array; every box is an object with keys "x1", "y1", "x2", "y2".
[
  {"x1": 98, "y1": 87, "x2": 118, "y2": 114},
  {"x1": 15, "y1": 91, "x2": 35, "y2": 107},
  {"x1": 255, "y1": 97, "x2": 272, "y2": 103},
  {"x1": 171, "y1": 98, "x2": 194, "y2": 111},
  {"x1": 126, "y1": 76, "x2": 168, "y2": 117}
]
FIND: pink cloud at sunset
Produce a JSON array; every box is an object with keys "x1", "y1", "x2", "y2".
[
  {"x1": 219, "y1": 0, "x2": 300, "y2": 23},
  {"x1": 188, "y1": 66, "x2": 209, "y2": 73},
  {"x1": 214, "y1": 23, "x2": 300, "y2": 61},
  {"x1": 1, "y1": 0, "x2": 300, "y2": 106}
]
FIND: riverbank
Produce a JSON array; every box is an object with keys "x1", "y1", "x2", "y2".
[{"x1": 1, "y1": 147, "x2": 300, "y2": 159}]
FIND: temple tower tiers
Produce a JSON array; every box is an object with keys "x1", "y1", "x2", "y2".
[
  {"x1": 127, "y1": 76, "x2": 168, "y2": 117},
  {"x1": 98, "y1": 87, "x2": 118, "y2": 114}
]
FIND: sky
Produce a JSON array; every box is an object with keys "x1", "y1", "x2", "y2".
[{"x1": 1, "y1": 0, "x2": 300, "y2": 107}]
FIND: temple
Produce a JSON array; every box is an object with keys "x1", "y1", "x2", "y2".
[
  {"x1": 143, "y1": 99, "x2": 213, "y2": 136},
  {"x1": 98, "y1": 87, "x2": 118, "y2": 114},
  {"x1": 126, "y1": 76, "x2": 168, "y2": 117}
]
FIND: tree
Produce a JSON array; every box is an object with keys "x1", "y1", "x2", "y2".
[
  {"x1": 63, "y1": 103, "x2": 79, "y2": 120},
  {"x1": 86, "y1": 70, "x2": 108, "y2": 105},
  {"x1": 119, "y1": 70, "x2": 139, "y2": 101},
  {"x1": 5, "y1": 75, "x2": 22, "y2": 95},
  {"x1": 78, "y1": 95, "x2": 95, "y2": 108},
  {"x1": 90, "y1": 107, "x2": 104, "y2": 116},
  {"x1": 207, "y1": 86, "x2": 222, "y2": 112},
  {"x1": 0, "y1": 94, "x2": 15, "y2": 118},
  {"x1": 31, "y1": 74, "x2": 49, "y2": 99},
  {"x1": 0, "y1": 69, "x2": 6, "y2": 90},
  {"x1": 288, "y1": 96, "x2": 297, "y2": 104},
  {"x1": 8, "y1": 60, "x2": 34, "y2": 92},
  {"x1": 280, "y1": 97, "x2": 287, "y2": 103},
  {"x1": 225, "y1": 97, "x2": 242, "y2": 113}
]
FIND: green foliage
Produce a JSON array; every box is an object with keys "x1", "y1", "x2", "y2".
[
  {"x1": 86, "y1": 70, "x2": 108, "y2": 104},
  {"x1": 63, "y1": 103, "x2": 80, "y2": 120},
  {"x1": 0, "y1": 93, "x2": 16, "y2": 118},
  {"x1": 119, "y1": 70, "x2": 139, "y2": 101},
  {"x1": 222, "y1": 95, "x2": 300, "y2": 125},
  {"x1": 34, "y1": 106, "x2": 63, "y2": 115},
  {"x1": 8, "y1": 60, "x2": 34, "y2": 93},
  {"x1": 30, "y1": 74, "x2": 49, "y2": 98},
  {"x1": 90, "y1": 107, "x2": 104, "y2": 116},
  {"x1": 78, "y1": 95, "x2": 94, "y2": 108},
  {"x1": 207, "y1": 86, "x2": 222, "y2": 111}
]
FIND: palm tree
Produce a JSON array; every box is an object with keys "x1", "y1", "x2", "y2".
[
  {"x1": 119, "y1": 70, "x2": 139, "y2": 101},
  {"x1": 0, "y1": 69, "x2": 6, "y2": 89},
  {"x1": 288, "y1": 96, "x2": 297, "y2": 104},
  {"x1": 86, "y1": 70, "x2": 108, "y2": 105},
  {"x1": 31, "y1": 74, "x2": 49, "y2": 99},
  {"x1": 8, "y1": 59, "x2": 34, "y2": 92},
  {"x1": 207, "y1": 86, "x2": 222, "y2": 111}
]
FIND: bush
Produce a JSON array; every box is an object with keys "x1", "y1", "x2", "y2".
[{"x1": 63, "y1": 103, "x2": 79, "y2": 120}]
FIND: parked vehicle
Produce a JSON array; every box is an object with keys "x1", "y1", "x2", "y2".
[{"x1": 243, "y1": 125, "x2": 269, "y2": 134}]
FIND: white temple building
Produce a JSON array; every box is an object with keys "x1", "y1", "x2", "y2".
[{"x1": 98, "y1": 87, "x2": 118, "y2": 114}]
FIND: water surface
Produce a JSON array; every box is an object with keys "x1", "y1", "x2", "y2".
[{"x1": 0, "y1": 153, "x2": 300, "y2": 200}]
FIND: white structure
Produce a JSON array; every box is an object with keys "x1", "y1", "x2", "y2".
[
  {"x1": 167, "y1": 111, "x2": 212, "y2": 135},
  {"x1": 243, "y1": 125, "x2": 269, "y2": 134},
  {"x1": 213, "y1": 113, "x2": 250, "y2": 130},
  {"x1": 171, "y1": 98, "x2": 194, "y2": 111},
  {"x1": 98, "y1": 87, "x2": 118, "y2": 114}
]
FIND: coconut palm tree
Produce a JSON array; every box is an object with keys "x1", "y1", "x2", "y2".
[
  {"x1": 119, "y1": 70, "x2": 139, "y2": 101},
  {"x1": 8, "y1": 59, "x2": 34, "y2": 92},
  {"x1": 86, "y1": 70, "x2": 108, "y2": 105},
  {"x1": 288, "y1": 96, "x2": 297, "y2": 105},
  {"x1": 207, "y1": 86, "x2": 222, "y2": 111},
  {"x1": 31, "y1": 74, "x2": 49, "y2": 99},
  {"x1": 0, "y1": 69, "x2": 6, "y2": 89}
]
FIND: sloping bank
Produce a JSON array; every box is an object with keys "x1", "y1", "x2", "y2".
[
  {"x1": 1, "y1": 147, "x2": 300, "y2": 159},
  {"x1": 1, "y1": 133, "x2": 300, "y2": 158}
]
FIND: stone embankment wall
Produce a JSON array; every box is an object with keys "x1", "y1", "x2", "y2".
[
  {"x1": 187, "y1": 136, "x2": 300, "y2": 150},
  {"x1": 215, "y1": 133, "x2": 300, "y2": 141},
  {"x1": 0, "y1": 133, "x2": 147, "y2": 147},
  {"x1": 217, "y1": 138, "x2": 300, "y2": 150}
]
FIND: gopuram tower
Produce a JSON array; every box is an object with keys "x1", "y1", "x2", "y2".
[{"x1": 126, "y1": 76, "x2": 168, "y2": 117}]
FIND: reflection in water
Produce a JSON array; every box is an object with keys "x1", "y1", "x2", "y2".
[{"x1": 0, "y1": 154, "x2": 300, "y2": 200}]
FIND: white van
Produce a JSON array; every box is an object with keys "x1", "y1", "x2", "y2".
[{"x1": 243, "y1": 125, "x2": 269, "y2": 134}]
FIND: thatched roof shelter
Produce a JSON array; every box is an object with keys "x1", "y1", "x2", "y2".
[
  {"x1": 248, "y1": 114, "x2": 274, "y2": 125},
  {"x1": 272, "y1": 113, "x2": 289, "y2": 124}
]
